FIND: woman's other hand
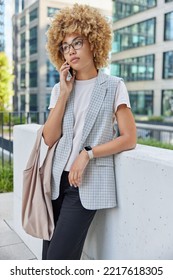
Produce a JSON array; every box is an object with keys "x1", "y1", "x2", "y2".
[{"x1": 68, "y1": 150, "x2": 89, "y2": 187}]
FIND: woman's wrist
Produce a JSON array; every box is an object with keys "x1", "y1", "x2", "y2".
[{"x1": 81, "y1": 149, "x2": 90, "y2": 161}]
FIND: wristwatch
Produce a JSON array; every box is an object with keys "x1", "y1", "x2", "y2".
[{"x1": 83, "y1": 146, "x2": 94, "y2": 160}]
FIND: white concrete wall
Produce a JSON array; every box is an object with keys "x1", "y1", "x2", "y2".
[{"x1": 13, "y1": 124, "x2": 173, "y2": 260}]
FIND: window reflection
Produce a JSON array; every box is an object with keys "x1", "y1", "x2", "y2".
[
  {"x1": 29, "y1": 8, "x2": 38, "y2": 22},
  {"x1": 29, "y1": 61, "x2": 37, "y2": 87},
  {"x1": 111, "y1": 55, "x2": 154, "y2": 81},
  {"x1": 164, "y1": 12, "x2": 173, "y2": 40},
  {"x1": 113, "y1": 18, "x2": 155, "y2": 53},
  {"x1": 20, "y1": 32, "x2": 25, "y2": 58},
  {"x1": 129, "y1": 91, "x2": 153, "y2": 115},
  {"x1": 30, "y1": 94, "x2": 37, "y2": 111},
  {"x1": 113, "y1": 0, "x2": 157, "y2": 21},
  {"x1": 29, "y1": 26, "x2": 37, "y2": 55},
  {"x1": 20, "y1": 64, "x2": 25, "y2": 88},
  {"x1": 47, "y1": 60, "x2": 60, "y2": 87},
  {"x1": 163, "y1": 51, "x2": 173, "y2": 79},
  {"x1": 162, "y1": 90, "x2": 173, "y2": 117}
]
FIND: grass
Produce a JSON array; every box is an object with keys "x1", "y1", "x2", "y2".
[
  {"x1": 0, "y1": 162, "x2": 13, "y2": 193},
  {"x1": 137, "y1": 138, "x2": 173, "y2": 150}
]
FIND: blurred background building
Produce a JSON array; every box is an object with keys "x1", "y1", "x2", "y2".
[
  {"x1": 0, "y1": 0, "x2": 5, "y2": 51},
  {"x1": 12, "y1": 0, "x2": 112, "y2": 113},
  {"x1": 111, "y1": 0, "x2": 173, "y2": 119},
  {"x1": 9, "y1": 0, "x2": 173, "y2": 119}
]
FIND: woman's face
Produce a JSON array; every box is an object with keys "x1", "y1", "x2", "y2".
[{"x1": 61, "y1": 33, "x2": 96, "y2": 73}]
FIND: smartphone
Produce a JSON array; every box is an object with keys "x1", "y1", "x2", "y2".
[{"x1": 66, "y1": 66, "x2": 73, "y2": 81}]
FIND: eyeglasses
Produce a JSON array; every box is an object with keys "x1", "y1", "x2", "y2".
[{"x1": 59, "y1": 37, "x2": 85, "y2": 54}]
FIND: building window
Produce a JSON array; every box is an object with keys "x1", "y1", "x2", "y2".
[
  {"x1": 47, "y1": 7, "x2": 60, "y2": 17},
  {"x1": 30, "y1": 94, "x2": 37, "y2": 111},
  {"x1": 165, "y1": 0, "x2": 173, "y2": 2},
  {"x1": 163, "y1": 51, "x2": 173, "y2": 79},
  {"x1": 47, "y1": 60, "x2": 60, "y2": 87},
  {"x1": 129, "y1": 90, "x2": 153, "y2": 115},
  {"x1": 29, "y1": 61, "x2": 37, "y2": 87},
  {"x1": 20, "y1": 95, "x2": 25, "y2": 111},
  {"x1": 20, "y1": 64, "x2": 26, "y2": 88},
  {"x1": 113, "y1": 0, "x2": 157, "y2": 21},
  {"x1": 29, "y1": 8, "x2": 38, "y2": 22},
  {"x1": 29, "y1": 26, "x2": 37, "y2": 54},
  {"x1": 20, "y1": 32, "x2": 25, "y2": 58},
  {"x1": 111, "y1": 55, "x2": 154, "y2": 81},
  {"x1": 162, "y1": 90, "x2": 173, "y2": 117},
  {"x1": 20, "y1": 16, "x2": 25, "y2": 27},
  {"x1": 164, "y1": 12, "x2": 173, "y2": 40},
  {"x1": 113, "y1": 18, "x2": 155, "y2": 53}
]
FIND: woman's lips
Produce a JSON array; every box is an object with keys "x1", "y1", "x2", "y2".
[{"x1": 70, "y1": 57, "x2": 79, "y2": 63}]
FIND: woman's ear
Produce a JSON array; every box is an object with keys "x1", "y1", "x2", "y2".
[{"x1": 90, "y1": 44, "x2": 94, "y2": 51}]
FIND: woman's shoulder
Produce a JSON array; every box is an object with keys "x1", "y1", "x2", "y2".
[
  {"x1": 108, "y1": 74, "x2": 123, "y2": 83},
  {"x1": 51, "y1": 82, "x2": 60, "y2": 94}
]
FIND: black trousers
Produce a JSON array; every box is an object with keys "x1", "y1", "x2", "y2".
[{"x1": 42, "y1": 171, "x2": 96, "y2": 260}]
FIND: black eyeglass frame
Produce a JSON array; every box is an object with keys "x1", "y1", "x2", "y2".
[{"x1": 59, "y1": 37, "x2": 86, "y2": 55}]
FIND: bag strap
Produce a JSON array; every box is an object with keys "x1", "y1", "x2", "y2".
[
  {"x1": 24, "y1": 125, "x2": 44, "y2": 169},
  {"x1": 35, "y1": 125, "x2": 44, "y2": 152}
]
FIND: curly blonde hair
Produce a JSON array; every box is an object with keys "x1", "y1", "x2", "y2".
[{"x1": 46, "y1": 4, "x2": 112, "y2": 70}]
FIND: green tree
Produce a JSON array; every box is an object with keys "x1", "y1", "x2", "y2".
[{"x1": 0, "y1": 52, "x2": 14, "y2": 111}]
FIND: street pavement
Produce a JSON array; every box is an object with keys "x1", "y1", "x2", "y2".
[{"x1": 0, "y1": 192, "x2": 36, "y2": 260}]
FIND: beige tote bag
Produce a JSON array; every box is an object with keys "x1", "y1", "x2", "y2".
[{"x1": 22, "y1": 125, "x2": 58, "y2": 240}]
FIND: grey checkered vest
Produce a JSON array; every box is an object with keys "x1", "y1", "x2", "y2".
[{"x1": 51, "y1": 71, "x2": 122, "y2": 210}]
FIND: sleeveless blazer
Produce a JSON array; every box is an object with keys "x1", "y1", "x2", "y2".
[{"x1": 51, "y1": 70, "x2": 122, "y2": 210}]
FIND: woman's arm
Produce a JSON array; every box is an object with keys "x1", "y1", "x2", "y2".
[
  {"x1": 68, "y1": 104, "x2": 136, "y2": 187},
  {"x1": 43, "y1": 96, "x2": 69, "y2": 147},
  {"x1": 92, "y1": 104, "x2": 136, "y2": 157},
  {"x1": 43, "y1": 62, "x2": 75, "y2": 147}
]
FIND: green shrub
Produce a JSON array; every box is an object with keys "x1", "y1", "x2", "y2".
[
  {"x1": 138, "y1": 138, "x2": 173, "y2": 150},
  {"x1": 148, "y1": 116, "x2": 164, "y2": 122},
  {"x1": 0, "y1": 162, "x2": 13, "y2": 193}
]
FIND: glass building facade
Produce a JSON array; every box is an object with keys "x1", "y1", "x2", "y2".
[
  {"x1": 47, "y1": 7, "x2": 60, "y2": 17},
  {"x1": 29, "y1": 60, "x2": 37, "y2": 87},
  {"x1": 163, "y1": 51, "x2": 173, "y2": 79},
  {"x1": 29, "y1": 26, "x2": 37, "y2": 55},
  {"x1": 164, "y1": 11, "x2": 173, "y2": 40},
  {"x1": 113, "y1": 18, "x2": 156, "y2": 53},
  {"x1": 111, "y1": 55, "x2": 154, "y2": 81},
  {"x1": 20, "y1": 94, "x2": 25, "y2": 111},
  {"x1": 20, "y1": 16, "x2": 25, "y2": 27},
  {"x1": 47, "y1": 60, "x2": 60, "y2": 87},
  {"x1": 162, "y1": 90, "x2": 173, "y2": 117},
  {"x1": 113, "y1": 0, "x2": 157, "y2": 21},
  {"x1": 112, "y1": 0, "x2": 173, "y2": 118},
  {"x1": 129, "y1": 90, "x2": 153, "y2": 115},
  {"x1": 20, "y1": 32, "x2": 25, "y2": 58},
  {"x1": 29, "y1": 8, "x2": 38, "y2": 22},
  {"x1": 20, "y1": 63, "x2": 26, "y2": 88},
  {"x1": 29, "y1": 94, "x2": 37, "y2": 111}
]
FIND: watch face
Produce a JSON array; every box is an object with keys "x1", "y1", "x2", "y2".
[{"x1": 85, "y1": 146, "x2": 92, "y2": 151}]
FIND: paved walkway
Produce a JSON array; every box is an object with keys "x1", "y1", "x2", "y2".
[{"x1": 0, "y1": 192, "x2": 36, "y2": 260}]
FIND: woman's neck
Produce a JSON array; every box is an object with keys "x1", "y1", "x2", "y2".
[{"x1": 75, "y1": 67, "x2": 98, "y2": 81}]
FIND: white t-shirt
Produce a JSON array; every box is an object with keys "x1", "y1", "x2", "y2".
[{"x1": 48, "y1": 78, "x2": 131, "y2": 171}]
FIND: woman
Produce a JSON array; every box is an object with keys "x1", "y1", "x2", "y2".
[{"x1": 42, "y1": 4, "x2": 136, "y2": 260}]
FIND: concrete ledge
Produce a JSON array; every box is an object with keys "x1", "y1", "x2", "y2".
[{"x1": 13, "y1": 124, "x2": 173, "y2": 259}]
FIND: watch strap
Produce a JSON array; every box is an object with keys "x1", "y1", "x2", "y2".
[
  {"x1": 87, "y1": 149, "x2": 94, "y2": 160},
  {"x1": 83, "y1": 146, "x2": 94, "y2": 160}
]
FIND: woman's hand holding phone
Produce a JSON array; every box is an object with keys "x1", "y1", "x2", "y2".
[{"x1": 59, "y1": 61, "x2": 75, "y2": 100}]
